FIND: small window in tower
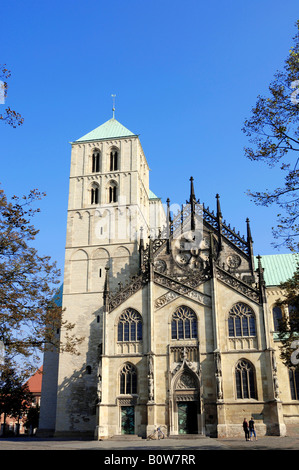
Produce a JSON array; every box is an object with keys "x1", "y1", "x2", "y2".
[
  {"x1": 108, "y1": 183, "x2": 117, "y2": 203},
  {"x1": 110, "y1": 150, "x2": 118, "y2": 171},
  {"x1": 92, "y1": 150, "x2": 100, "y2": 173},
  {"x1": 91, "y1": 185, "x2": 99, "y2": 205}
]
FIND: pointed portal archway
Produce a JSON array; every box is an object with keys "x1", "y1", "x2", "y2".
[
  {"x1": 178, "y1": 401, "x2": 198, "y2": 434},
  {"x1": 170, "y1": 366, "x2": 203, "y2": 435}
]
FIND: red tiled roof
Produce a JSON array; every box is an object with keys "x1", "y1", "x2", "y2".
[{"x1": 25, "y1": 366, "x2": 43, "y2": 394}]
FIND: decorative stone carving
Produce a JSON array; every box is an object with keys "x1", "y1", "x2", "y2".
[
  {"x1": 271, "y1": 349, "x2": 280, "y2": 400},
  {"x1": 226, "y1": 254, "x2": 241, "y2": 269},
  {"x1": 176, "y1": 372, "x2": 196, "y2": 390},
  {"x1": 154, "y1": 270, "x2": 210, "y2": 293},
  {"x1": 154, "y1": 288, "x2": 211, "y2": 310},
  {"x1": 216, "y1": 266, "x2": 260, "y2": 303},
  {"x1": 214, "y1": 350, "x2": 223, "y2": 401},
  {"x1": 172, "y1": 230, "x2": 210, "y2": 271},
  {"x1": 148, "y1": 353, "x2": 154, "y2": 403},
  {"x1": 153, "y1": 259, "x2": 166, "y2": 273},
  {"x1": 108, "y1": 271, "x2": 149, "y2": 312}
]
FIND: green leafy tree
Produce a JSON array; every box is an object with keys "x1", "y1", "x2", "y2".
[
  {"x1": 0, "y1": 64, "x2": 24, "y2": 128},
  {"x1": 0, "y1": 364, "x2": 33, "y2": 436},
  {"x1": 242, "y1": 21, "x2": 299, "y2": 251},
  {"x1": 0, "y1": 185, "x2": 83, "y2": 379},
  {"x1": 24, "y1": 404, "x2": 40, "y2": 435},
  {"x1": 276, "y1": 262, "x2": 299, "y2": 369}
]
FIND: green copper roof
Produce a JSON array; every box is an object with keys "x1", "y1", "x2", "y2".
[
  {"x1": 254, "y1": 253, "x2": 298, "y2": 286},
  {"x1": 75, "y1": 118, "x2": 136, "y2": 142},
  {"x1": 149, "y1": 189, "x2": 160, "y2": 200}
]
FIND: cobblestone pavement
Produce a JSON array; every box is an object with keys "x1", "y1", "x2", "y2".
[{"x1": 0, "y1": 435, "x2": 298, "y2": 451}]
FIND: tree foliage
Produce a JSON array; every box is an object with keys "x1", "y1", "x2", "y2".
[
  {"x1": 0, "y1": 64, "x2": 24, "y2": 128},
  {"x1": 0, "y1": 364, "x2": 33, "y2": 435},
  {"x1": 276, "y1": 262, "x2": 299, "y2": 369},
  {"x1": 242, "y1": 21, "x2": 299, "y2": 251},
  {"x1": 24, "y1": 404, "x2": 40, "y2": 434},
  {"x1": 0, "y1": 185, "x2": 83, "y2": 378}
]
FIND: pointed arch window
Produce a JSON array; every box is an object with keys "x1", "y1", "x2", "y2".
[
  {"x1": 92, "y1": 149, "x2": 100, "y2": 173},
  {"x1": 228, "y1": 303, "x2": 256, "y2": 338},
  {"x1": 110, "y1": 150, "x2": 118, "y2": 171},
  {"x1": 235, "y1": 359, "x2": 256, "y2": 399},
  {"x1": 91, "y1": 184, "x2": 99, "y2": 205},
  {"x1": 120, "y1": 363, "x2": 137, "y2": 395},
  {"x1": 171, "y1": 306, "x2": 197, "y2": 340},
  {"x1": 272, "y1": 306, "x2": 283, "y2": 332},
  {"x1": 118, "y1": 308, "x2": 142, "y2": 342}
]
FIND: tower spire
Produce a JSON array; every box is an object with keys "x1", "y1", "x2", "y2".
[
  {"x1": 189, "y1": 176, "x2": 196, "y2": 231},
  {"x1": 246, "y1": 217, "x2": 255, "y2": 274},
  {"x1": 216, "y1": 194, "x2": 222, "y2": 221},
  {"x1": 111, "y1": 94, "x2": 116, "y2": 119}
]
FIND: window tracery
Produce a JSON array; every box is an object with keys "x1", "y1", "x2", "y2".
[
  {"x1": 235, "y1": 359, "x2": 256, "y2": 399},
  {"x1": 117, "y1": 308, "x2": 142, "y2": 342},
  {"x1": 228, "y1": 302, "x2": 256, "y2": 338},
  {"x1": 120, "y1": 363, "x2": 137, "y2": 395},
  {"x1": 171, "y1": 306, "x2": 197, "y2": 340}
]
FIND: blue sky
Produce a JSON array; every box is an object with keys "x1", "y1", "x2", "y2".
[{"x1": 1, "y1": 0, "x2": 299, "y2": 278}]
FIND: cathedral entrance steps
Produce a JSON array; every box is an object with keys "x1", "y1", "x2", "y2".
[{"x1": 110, "y1": 435, "x2": 143, "y2": 441}]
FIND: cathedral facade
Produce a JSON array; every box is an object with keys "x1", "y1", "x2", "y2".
[{"x1": 38, "y1": 117, "x2": 299, "y2": 439}]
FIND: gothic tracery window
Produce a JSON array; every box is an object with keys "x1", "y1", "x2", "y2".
[
  {"x1": 120, "y1": 363, "x2": 137, "y2": 395},
  {"x1": 272, "y1": 306, "x2": 283, "y2": 332},
  {"x1": 171, "y1": 306, "x2": 197, "y2": 340},
  {"x1": 235, "y1": 359, "x2": 256, "y2": 399},
  {"x1": 228, "y1": 302, "x2": 256, "y2": 338},
  {"x1": 117, "y1": 308, "x2": 142, "y2": 342}
]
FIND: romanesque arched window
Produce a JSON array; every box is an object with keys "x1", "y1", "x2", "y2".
[
  {"x1": 110, "y1": 149, "x2": 118, "y2": 171},
  {"x1": 228, "y1": 302, "x2": 256, "y2": 338},
  {"x1": 235, "y1": 359, "x2": 256, "y2": 399},
  {"x1": 171, "y1": 306, "x2": 197, "y2": 340},
  {"x1": 120, "y1": 363, "x2": 137, "y2": 395},
  {"x1": 117, "y1": 308, "x2": 142, "y2": 342},
  {"x1": 92, "y1": 149, "x2": 100, "y2": 173},
  {"x1": 108, "y1": 181, "x2": 117, "y2": 203},
  {"x1": 272, "y1": 306, "x2": 283, "y2": 332},
  {"x1": 91, "y1": 183, "x2": 99, "y2": 204}
]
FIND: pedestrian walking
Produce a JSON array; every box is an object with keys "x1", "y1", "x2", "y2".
[
  {"x1": 249, "y1": 417, "x2": 257, "y2": 440},
  {"x1": 242, "y1": 418, "x2": 250, "y2": 441}
]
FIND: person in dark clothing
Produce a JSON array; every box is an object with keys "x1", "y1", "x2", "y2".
[
  {"x1": 249, "y1": 417, "x2": 257, "y2": 440},
  {"x1": 243, "y1": 418, "x2": 250, "y2": 441}
]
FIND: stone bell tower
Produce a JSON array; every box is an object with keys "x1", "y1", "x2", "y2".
[{"x1": 39, "y1": 113, "x2": 163, "y2": 437}]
